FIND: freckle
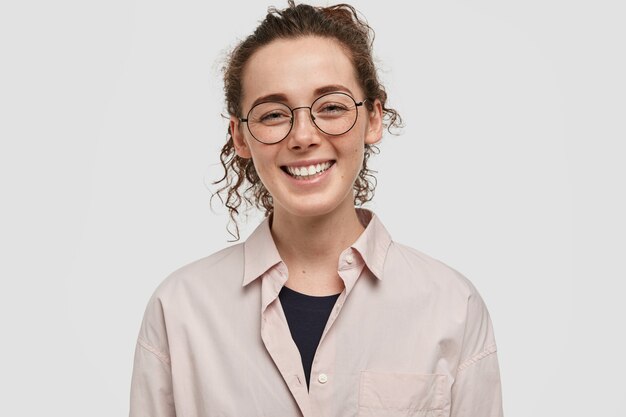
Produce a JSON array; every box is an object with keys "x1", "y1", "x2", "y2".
[{"x1": 302, "y1": 270, "x2": 306, "y2": 274}]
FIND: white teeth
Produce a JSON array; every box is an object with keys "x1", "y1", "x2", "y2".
[{"x1": 286, "y1": 161, "x2": 332, "y2": 178}]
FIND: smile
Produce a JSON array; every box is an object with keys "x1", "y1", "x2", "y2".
[{"x1": 281, "y1": 160, "x2": 335, "y2": 179}]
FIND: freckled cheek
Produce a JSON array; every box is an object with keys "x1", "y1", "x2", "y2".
[
  {"x1": 255, "y1": 163, "x2": 273, "y2": 183},
  {"x1": 352, "y1": 145, "x2": 365, "y2": 161},
  {"x1": 249, "y1": 150, "x2": 274, "y2": 177}
]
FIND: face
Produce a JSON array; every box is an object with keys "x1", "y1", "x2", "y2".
[{"x1": 230, "y1": 36, "x2": 383, "y2": 220}]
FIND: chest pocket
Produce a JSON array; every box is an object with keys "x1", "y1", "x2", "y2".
[{"x1": 357, "y1": 371, "x2": 446, "y2": 417}]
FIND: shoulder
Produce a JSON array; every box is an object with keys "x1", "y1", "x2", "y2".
[
  {"x1": 385, "y1": 240, "x2": 479, "y2": 300},
  {"x1": 151, "y1": 243, "x2": 245, "y2": 302},
  {"x1": 385, "y1": 241, "x2": 496, "y2": 347},
  {"x1": 134, "y1": 243, "x2": 245, "y2": 357}
]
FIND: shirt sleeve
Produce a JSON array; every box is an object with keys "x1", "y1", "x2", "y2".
[
  {"x1": 450, "y1": 283, "x2": 504, "y2": 417},
  {"x1": 129, "y1": 294, "x2": 176, "y2": 417}
]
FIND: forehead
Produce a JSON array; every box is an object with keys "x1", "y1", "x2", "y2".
[{"x1": 241, "y1": 36, "x2": 360, "y2": 108}]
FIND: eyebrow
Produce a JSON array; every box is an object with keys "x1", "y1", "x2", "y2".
[{"x1": 248, "y1": 84, "x2": 355, "y2": 110}]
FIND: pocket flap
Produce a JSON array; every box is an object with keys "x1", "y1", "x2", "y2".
[{"x1": 359, "y1": 371, "x2": 445, "y2": 412}]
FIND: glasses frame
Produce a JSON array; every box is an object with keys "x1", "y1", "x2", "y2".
[{"x1": 239, "y1": 91, "x2": 367, "y2": 145}]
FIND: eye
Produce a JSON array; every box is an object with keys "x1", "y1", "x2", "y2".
[
  {"x1": 260, "y1": 111, "x2": 289, "y2": 122},
  {"x1": 254, "y1": 109, "x2": 291, "y2": 125},
  {"x1": 318, "y1": 103, "x2": 349, "y2": 115},
  {"x1": 320, "y1": 103, "x2": 348, "y2": 113}
]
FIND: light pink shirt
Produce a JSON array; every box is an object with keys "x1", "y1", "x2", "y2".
[{"x1": 129, "y1": 209, "x2": 504, "y2": 417}]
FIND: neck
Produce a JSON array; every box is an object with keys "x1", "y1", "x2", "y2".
[{"x1": 270, "y1": 202, "x2": 365, "y2": 268}]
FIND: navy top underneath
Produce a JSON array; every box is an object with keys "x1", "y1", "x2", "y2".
[{"x1": 278, "y1": 285, "x2": 342, "y2": 391}]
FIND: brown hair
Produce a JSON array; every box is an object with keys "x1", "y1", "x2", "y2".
[{"x1": 212, "y1": 0, "x2": 402, "y2": 240}]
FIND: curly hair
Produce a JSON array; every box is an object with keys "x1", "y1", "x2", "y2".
[{"x1": 212, "y1": 1, "x2": 402, "y2": 240}]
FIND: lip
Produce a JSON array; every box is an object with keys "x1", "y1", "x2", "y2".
[{"x1": 280, "y1": 158, "x2": 336, "y2": 169}]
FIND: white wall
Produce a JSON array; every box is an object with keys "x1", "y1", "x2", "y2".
[{"x1": 1, "y1": 0, "x2": 624, "y2": 415}]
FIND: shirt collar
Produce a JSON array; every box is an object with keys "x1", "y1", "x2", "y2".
[
  {"x1": 242, "y1": 213, "x2": 283, "y2": 287},
  {"x1": 351, "y1": 208, "x2": 392, "y2": 280},
  {"x1": 241, "y1": 208, "x2": 392, "y2": 287}
]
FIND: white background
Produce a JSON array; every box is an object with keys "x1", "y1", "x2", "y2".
[{"x1": 1, "y1": 0, "x2": 624, "y2": 416}]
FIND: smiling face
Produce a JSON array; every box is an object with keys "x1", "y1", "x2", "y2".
[{"x1": 230, "y1": 36, "x2": 383, "y2": 220}]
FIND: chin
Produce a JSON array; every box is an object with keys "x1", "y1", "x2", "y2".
[
  {"x1": 274, "y1": 190, "x2": 354, "y2": 219},
  {"x1": 280, "y1": 202, "x2": 336, "y2": 219}
]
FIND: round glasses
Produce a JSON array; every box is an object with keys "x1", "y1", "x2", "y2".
[{"x1": 239, "y1": 92, "x2": 366, "y2": 144}]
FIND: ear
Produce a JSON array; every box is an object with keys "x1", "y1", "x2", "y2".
[
  {"x1": 364, "y1": 98, "x2": 384, "y2": 145},
  {"x1": 230, "y1": 116, "x2": 252, "y2": 159}
]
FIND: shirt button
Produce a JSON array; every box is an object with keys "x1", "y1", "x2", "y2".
[
  {"x1": 318, "y1": 373, "x2": 328, "y2": 384},
  {"x1": 345, "y1": 255, "x2": 354, "y2": 264}
]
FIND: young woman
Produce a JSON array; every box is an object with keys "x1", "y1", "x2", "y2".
[{"x1": 129, "y1": 2, "x2": 504, "y2": 416}]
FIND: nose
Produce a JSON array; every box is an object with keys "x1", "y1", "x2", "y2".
[{"x1": 286, "y1": 106, "x2": 320, "y2": 150}]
